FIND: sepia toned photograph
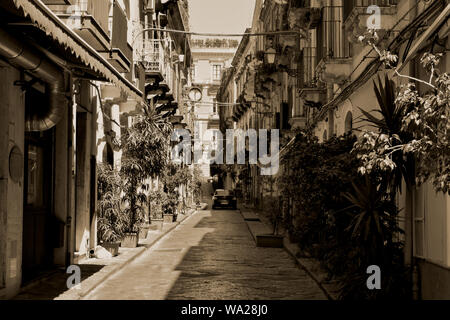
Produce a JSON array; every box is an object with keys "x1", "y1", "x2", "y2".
[{"x1": 0, "y1": 0, "x2": 449, "y2": 307}]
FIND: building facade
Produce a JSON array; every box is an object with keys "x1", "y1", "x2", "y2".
[
  {"x1": 189, "y1": 37, "x2": 238, "y2": 178},
  {"x1": 217, "y1": 0, "x2": 450, "y2": 299},
  {"x1": 0, "y1": 0, "x2": 190, "y2": 299}
]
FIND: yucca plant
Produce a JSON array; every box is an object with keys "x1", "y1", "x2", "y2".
[
  {"x1": 356, "y1": 74, "x2": 416, "y2": 191},
  {"x1": 339, "y1": 176, "x2": 408, "y2": 299},
  {"x1": 343, "y1": 177, "x2": 402, "y2": 260},
  {"x1": 358, "y1": 74, "x2": 404, "y2": 135}
]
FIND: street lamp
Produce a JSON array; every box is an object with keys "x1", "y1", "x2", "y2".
[{"x1": 265, "y1": 47, "x2": 276, "y2": 65}]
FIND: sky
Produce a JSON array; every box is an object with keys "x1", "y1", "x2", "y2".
[{"x1": 188, "y1": 0, "x2": 256, "y2": 35}]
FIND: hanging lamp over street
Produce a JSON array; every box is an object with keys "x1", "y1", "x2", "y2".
[{"x1": 265, "y1": 47, "x2": 277, "y2": 65}]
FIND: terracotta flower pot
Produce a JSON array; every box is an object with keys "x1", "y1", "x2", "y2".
[
  {"x1": 149, "y1": 218, "x2": 163, "y2": 231},
  {"x1": 101, "y1": 241, "x2": 120, "y2": 256},
  {"x1": 139, "y1": 224, "x2": 150, "y2": 239},
  {"x1": 256, "y1": 234, "x2": 284, "y2": 248},
  {"x1": 163, "y1": 213, "x2": 174, "y2": 223},
  {"x1": 121, "y1": 232, "x2": 139, "y2": 248}
]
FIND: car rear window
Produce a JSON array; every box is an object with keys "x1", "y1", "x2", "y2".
[{"x1": 216, "y1": 190, "x2": 232, "y2": 196}]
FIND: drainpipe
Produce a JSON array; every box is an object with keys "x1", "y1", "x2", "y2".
[{"x1": 0, "y1": 28, "x2": 67, "y2": 131}]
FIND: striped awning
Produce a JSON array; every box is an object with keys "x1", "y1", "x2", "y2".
[{"x1": 13, "y1": 0, "x2": 144, "y2": 103}]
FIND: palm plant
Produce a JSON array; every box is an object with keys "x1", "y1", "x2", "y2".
[
  {"x1": 343, "y1": 176, "x2": 402, "y2": 261},
  {"x1": 339, "y1": 176, "x2": 408, "y2": 299},
  {"x1": 120, "y1": 158, "x2": 147, "y2": 233},
  {"x1": 358, "y1": 74, "x2": 403, "y2": 135},
  {"x1": 97, "y1": 164, "x2": 125, "y2": 243},
  {"x1": 356, "y1": 74, "x2": 416, "y2": 191},
  {"x1": 120, "y1": 108, "x2": 173, "y2": 232}
]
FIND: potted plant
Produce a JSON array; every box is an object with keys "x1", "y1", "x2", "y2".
[
  {"x1": 148, "y1": 189, "x2": 164, "y2": 231},
  {"x1": 160, "y1": 163, "x2": 186, "y2": 223},
  {"x1": 255, "y1": 177, "x2": 284, "y2": 248},
  {"x1": 120, "y1": 158, "x2": 147, "y2": 248},
  {"x1": 139, "y1": 221, "x2": 151, "y2": 240},
  {"x1": 256, "y1": 196, "x2": 284, "y2": 248},
  {"x1": 97, "y1": 164, "x2": 124, "y2": 256},
  {"x1": 119, "y1": 111, "x2": 172, "y2": 246},
  {"x1": 162, "y1": 190, "x2": 178, "y2": 223}
]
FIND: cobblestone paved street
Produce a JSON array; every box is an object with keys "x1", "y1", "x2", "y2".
[{"x1": 83, "y1": 208, "x2": 327, "y2": 300}]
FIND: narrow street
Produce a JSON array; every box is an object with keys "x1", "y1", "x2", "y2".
[{"x1": 83, "y1": 206, "x2": 327, "y2": 300}]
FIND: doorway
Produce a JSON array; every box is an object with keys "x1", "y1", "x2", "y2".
[{"x1": 22, "y1": 88, "x2": 55, "y2": 284}]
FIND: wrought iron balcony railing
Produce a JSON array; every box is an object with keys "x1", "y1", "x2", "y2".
[
  {"x1": 138, "y1": 39, "x2": 173, "y2": 81},
  {"x1": 300, "y1": 46, "x2": 320, "y2": 88},
  {"x1": 344, "y1": 0, "x2": 398, "y2": 21}
]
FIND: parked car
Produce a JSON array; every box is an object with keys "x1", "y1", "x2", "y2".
[{"x1": 212, "y1": 189, "x2": 237, "y2": 210}]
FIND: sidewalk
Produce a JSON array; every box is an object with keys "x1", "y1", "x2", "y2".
[
  {"x1": 239, "y1": 204, "x2": 340, "y2": 300},
  {"x1": 13, "y1": 205, "x2": 207, "y2": 300}
]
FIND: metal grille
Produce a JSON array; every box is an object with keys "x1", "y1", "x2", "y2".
[{"x1": 138, "y1": 39, "x2": 173, "y2": 78}]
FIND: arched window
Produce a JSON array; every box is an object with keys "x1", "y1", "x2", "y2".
[{"x1": 344, "y1": 111, "x2": 353, "y2": 134}]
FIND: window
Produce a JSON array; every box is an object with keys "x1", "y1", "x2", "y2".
[
  {"x1": 212, "y1": 64, "x2": 222, "y2": 80},
  {"x1": 215, "y1": 190, "x2": 233, "y2": 196}
]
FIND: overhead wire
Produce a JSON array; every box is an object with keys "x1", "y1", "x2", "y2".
[{"x1": 311, "y1": 0, "x2": 433, "y2": 127}]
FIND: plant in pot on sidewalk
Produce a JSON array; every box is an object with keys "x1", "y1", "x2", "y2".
[
  {"x1": 120, "y1": 109, "x2": 172, "y2": 246},
  {"x1": 256, "y1": 176, "x2": 284, "y2": 248},
  {"x1": 97, "y1": 163, "x2": 125, "y2": 256},
  {"x1": 120, "y1": 158, "x2": 147, "y2": 247},
  {"x1": 189, "y1": 166, "x2": 202, "y2": 209},
  {"x1": 148, "y1": 188, "x2": 165, "y2": 231},
  {"x1": 161, "y1": 163, "x2": 184, "y2": 222},
  {"x1": 162, "y1": 189, "x2": 179, "y2": 223},
  {"x1": 255, "y1": 195, "x2": 284, "y2": 248}
]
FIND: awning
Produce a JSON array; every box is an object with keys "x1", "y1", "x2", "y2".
[{"x1": 13, "y1": 0, "x2": 144, "y2": 103}]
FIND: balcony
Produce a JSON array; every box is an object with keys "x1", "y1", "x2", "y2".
[
  {"x1": 344, "y1": 0, "x2": 398, "y2": 44},
  {"x1": 56, "y1": 0, "x2": 111, "y2": 51},
  {"x1": 207, "y1": 113, "x2": 220, "y2": 130},
  {"x1": 299, "y1": 47, "x2": 318, "y2": 88},
  {"x1": 100, "y1": 3, "x2": 132, "y2": 73},
  {"x1": 288, "y1": 7, "x2": 322, "y2": 31},
  {"x1": 316, "y1": 56, "x2": 352, "y2": 84},
  {"x1": 139, "y1": 39, "x2": 172, "y2": 83},
  {"x1": 296, "y1": 45, "x2": 325, "y2": 115},
  {"x1": 295, "y1": 49, "x2": 326, "y2": 128}
]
